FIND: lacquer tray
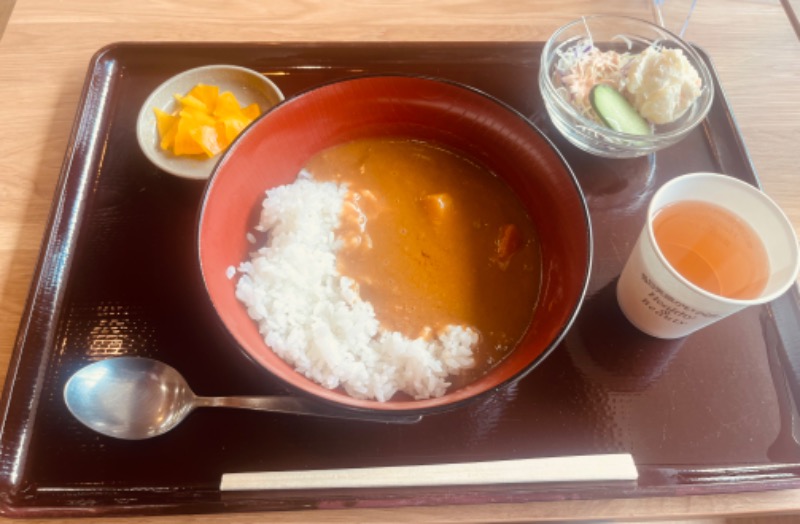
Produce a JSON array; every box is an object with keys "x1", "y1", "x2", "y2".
[{"x1": 2, "y1": 42, "x2": 800, "y2": 518}]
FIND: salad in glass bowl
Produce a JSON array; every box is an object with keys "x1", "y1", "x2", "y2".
[{"x1": 539, "y1": 15, "x2": 713, "y2": 158}]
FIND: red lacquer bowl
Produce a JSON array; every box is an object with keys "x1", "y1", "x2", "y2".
[{"x1": 197, "y1": 75, "x2": 591, "y2": 415}]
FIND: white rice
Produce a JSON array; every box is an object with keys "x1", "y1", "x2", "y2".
[{"x1": 233, "y1": 171, "x2": 477, "y2": 401}]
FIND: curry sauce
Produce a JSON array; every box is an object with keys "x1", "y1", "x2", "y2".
[{"x1": 305, "y1": 137, "x2": 541, "y2": 377}]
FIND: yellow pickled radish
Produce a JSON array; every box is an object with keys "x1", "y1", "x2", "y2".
[
  {"x1": 241, "y1": 103, "x2": 260, "y2": 121},
  {"x1": 187, "y1": 84, "x2": 219, "y2": 111},
  {"x1": 153, "y1": 83, "x2": 261, "y2": 158}
]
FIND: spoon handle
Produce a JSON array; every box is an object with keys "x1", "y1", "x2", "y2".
[{"x1": 194, "y1": 395, "x2": 422, "y2": 424}]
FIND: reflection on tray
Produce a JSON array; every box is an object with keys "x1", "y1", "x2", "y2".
[{"x1": 567, "y1": 279, "x2": 685, "y2": 393}]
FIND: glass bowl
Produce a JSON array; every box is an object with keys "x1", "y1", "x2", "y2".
[{"x1": 539, "y1": 15, "x2": 714, "y2": 158}]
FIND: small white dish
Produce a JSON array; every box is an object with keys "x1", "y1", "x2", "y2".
[{"x1": 136, "y1": 65, "x2": 284, "y2": 180}]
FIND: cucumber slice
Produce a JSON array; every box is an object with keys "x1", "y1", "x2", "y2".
[{"x1": 589, "y1": 84, "x2": 651, "y2": 136}]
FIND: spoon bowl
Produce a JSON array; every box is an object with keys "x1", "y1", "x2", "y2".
[{"x1": 64, "y1": 357, "x2": 420, "y2": 440}]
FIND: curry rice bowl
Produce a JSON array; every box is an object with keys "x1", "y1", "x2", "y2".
[{"x1": 231, "y1": 171, "x2": 478, "y2": 401}]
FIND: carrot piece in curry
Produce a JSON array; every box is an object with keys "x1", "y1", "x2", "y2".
[{"x1": 495, "y1": 223, "x2": 522, "y2": 268}]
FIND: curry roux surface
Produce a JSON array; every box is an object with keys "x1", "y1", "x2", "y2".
[{"x1": 306, "y1": 137, "x2": 541, "y2": 376}]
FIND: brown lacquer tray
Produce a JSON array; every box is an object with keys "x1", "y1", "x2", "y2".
[{"x1": 2, "y1": 42, "x2": 800, "y2": 518}]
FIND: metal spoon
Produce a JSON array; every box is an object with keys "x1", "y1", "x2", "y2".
[{"x1": 64, "y1": 357, "x2": 421, "y2": 440}]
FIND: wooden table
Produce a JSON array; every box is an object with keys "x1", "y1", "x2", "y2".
[{"x1": 1, "y1": 0, "x2": 799, "y2": 521}]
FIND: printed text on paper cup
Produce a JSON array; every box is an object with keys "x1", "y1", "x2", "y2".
[{"x1": 640, "y1": 273, "x2": 720, "y2": 325}]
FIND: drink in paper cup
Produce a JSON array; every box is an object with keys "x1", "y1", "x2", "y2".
[{"x1": 617, "y1": 172, "x2": 800, "y2": 339}]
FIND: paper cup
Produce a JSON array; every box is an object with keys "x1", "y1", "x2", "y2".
[{"x1": 617, "y1": 173, "x2": 800, "y2": 339}]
